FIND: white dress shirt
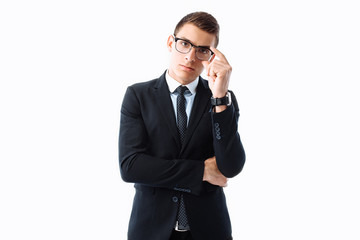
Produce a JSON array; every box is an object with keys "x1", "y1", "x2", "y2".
[{"x1": 166, "y1": 71, "x2": 199, "y2": 126}]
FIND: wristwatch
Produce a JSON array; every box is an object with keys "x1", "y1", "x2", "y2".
[{"x1": 211, "y1": 92, "x2": 232, "y2": 106}]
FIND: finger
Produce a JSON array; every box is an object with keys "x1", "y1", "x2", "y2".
[
  {"x1": 201, "y1": 61, "x2": 211, "y2": 76},
  {"x1": 210, "y1": 47, "x2": 229, "y2": 64},
  {"x1": 201, "y1": 60, "x2": 210, "y2": 76},
  {"x1": 202, "y1": 59, "x2": 210, "y2": 68},
  {"x1": 222, "y1": 178, "x2": 228, "y2": 187}
]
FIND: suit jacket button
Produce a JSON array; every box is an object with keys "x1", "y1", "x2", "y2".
[{"x1": 172, "y1": 196, "x2": 178, "y2": 203}]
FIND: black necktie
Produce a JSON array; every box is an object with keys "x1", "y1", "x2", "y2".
[
  {"x1": 175, "y1": 85, "x2": 190, "y2": 230},
  {"x1": 176, "y1": 86, "x2": 188, "y2": 145}
]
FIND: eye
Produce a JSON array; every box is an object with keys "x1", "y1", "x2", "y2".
[
  {"x1": 180, "y1": 40, "x2": 190, "y2": 48},
  {"x1": 198, "y1": 48, "x2": 210, "y2": 55}
]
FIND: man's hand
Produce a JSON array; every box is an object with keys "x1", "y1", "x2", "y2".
[
  {"x1": 202, "y1": 47, "x2": 232, "y2": 99},
  {"x1": 203, "y1": 156, "x2": 228, "y2": 187}
]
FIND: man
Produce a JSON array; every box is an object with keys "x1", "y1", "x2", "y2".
[{"x1": 119, "y1": 12, "x2": 245, "y2": 240}]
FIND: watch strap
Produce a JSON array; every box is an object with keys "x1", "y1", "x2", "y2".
[{"x1": 211, "y1": 92, "x2": 231, "y2": 106}]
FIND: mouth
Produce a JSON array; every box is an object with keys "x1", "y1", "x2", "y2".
[{"x1": 179, "y1": 64, "x2": 195, "y2": 72}]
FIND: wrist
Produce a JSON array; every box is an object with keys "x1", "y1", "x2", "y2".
[
  {"x1": 213, "y1": 105, "x2": 227, "y2": 113},
  {"x1": 212, "y1": 91, "x2": 227, "y2": 98},
  {"x1": 211, "y1": 91, "x2": 231, "y2": 107}
]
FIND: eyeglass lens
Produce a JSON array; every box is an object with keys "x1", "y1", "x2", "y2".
[{"x1": 175, "y1": 39, "x2": 212, "y2": 61}]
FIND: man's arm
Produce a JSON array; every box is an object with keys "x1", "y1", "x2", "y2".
[
  {"x1": 119, "y1": 86, "x2": 205, "y2": 195},
  {"x1": 203, "y1": 92, "x2": 245, "y2": 185},
  {"x1": 211, "y1": 92, "x2": 246, "y2": 177},
  {"x1": 202, "y1": 47, "x2": 246, "y2": 180}
]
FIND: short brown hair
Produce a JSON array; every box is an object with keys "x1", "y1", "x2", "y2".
[{"x1": 174, "y1": 12, "x2": 220, "y2": 47}]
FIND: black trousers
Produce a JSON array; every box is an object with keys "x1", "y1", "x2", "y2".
[{"x1": 169, "y1": 230, "x2": 193, "y2": 240}]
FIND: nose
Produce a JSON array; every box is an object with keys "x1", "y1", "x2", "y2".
[{"x1": 185, "y1": 47, "x2": 196, "y2": 62}]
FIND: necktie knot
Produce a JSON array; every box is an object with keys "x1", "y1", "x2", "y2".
[{"x1": 175, "y1": 85, "x2": 188, "y2": 96}]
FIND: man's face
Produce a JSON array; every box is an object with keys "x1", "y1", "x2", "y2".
[{"x1": 167, "y1": 23, "x2": 216, "y2": 85}]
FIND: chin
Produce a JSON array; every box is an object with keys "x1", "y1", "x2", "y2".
[{"x1": 176, "y1": 70, "x2": 199, "y2": 83}]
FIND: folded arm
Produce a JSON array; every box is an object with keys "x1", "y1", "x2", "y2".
[{"x1": 119, "y1": 86, "x2": 205, "y2": 195}]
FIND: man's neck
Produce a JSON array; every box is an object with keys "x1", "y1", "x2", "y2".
[{"x1": 166, "y1": 70, "x2": 198, "y2": 95}]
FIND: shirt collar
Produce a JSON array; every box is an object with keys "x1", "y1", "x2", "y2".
[{"x1": 166, "y1": 70, "x2": 198, "y2": 95}]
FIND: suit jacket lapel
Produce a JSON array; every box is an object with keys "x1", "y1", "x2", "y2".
[
  {"x1": 182, "y1": 77, "x2": 212, "y2": 151},
  {"x1": 153, "y1": 73, "x2": 182, "y2": 149},
  {"x1": 153, "y1": 73, "x2": 212, "y2": 152}
]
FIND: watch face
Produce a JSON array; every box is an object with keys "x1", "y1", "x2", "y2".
[{"x1": 226, "y1": 92, "x2": 232, "y2": 106}]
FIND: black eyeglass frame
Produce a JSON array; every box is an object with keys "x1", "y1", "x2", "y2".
[{"x1": 172, "y1": 35, "x2": 215, "y2": 61}]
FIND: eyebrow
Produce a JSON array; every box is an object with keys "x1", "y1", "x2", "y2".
[{"x1": 177, "y1": 36, "x2": 211, "y2": 49}]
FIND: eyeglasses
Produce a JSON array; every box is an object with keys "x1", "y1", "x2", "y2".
[{"x1": 173, "y1": 35, "x2": 214, "y2": 61}]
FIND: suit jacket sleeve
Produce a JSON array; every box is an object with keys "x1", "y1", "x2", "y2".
[
  {"x1": 119, "y1": 86, "x2": 205, "y2": 195},
  {"x1": 211, "y1": 91, "x2": 246, "y2": 178}
]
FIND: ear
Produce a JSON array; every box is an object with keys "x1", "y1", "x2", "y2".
[{"x1": 167, "y1": 35, "x2": 174, "y2": 52}]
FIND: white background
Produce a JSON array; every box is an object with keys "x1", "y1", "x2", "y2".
[{"x1": 1, "y1": 0, "x2": 359, "y2": 239}]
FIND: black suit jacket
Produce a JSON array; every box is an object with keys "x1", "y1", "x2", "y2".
[{"x1": 119, "y1": 71, "x2": 245, "y2": 240}]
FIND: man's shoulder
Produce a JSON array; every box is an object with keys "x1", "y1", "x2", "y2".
[
  {"x1": 129, "y1": 78, "x2": 158, "y2": 90},
  {"x1": 128, "y1": 72, "x2": 166, "y2": 92}
]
